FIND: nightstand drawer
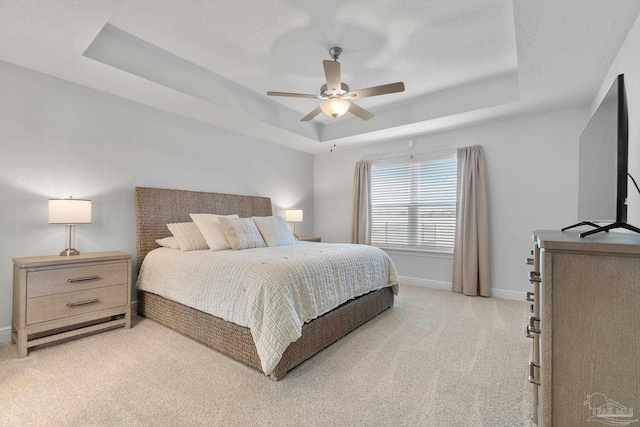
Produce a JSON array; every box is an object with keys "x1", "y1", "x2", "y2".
[
  {"x1": 27, "y1": 283, "x2": 128, "y2": 325},
  {"x1": 27, "y1": 261, "x2": 128, "y2": 298}
]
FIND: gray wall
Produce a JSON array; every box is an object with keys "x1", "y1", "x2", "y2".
[
  {"x1": 0, "y1": 61, "x2": 315, "y2": 339},
  {"x1": 314, "y1": 107, "x2": 590, "y2": 298}
]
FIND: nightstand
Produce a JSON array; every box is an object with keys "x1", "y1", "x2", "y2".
[
  {"x1": 296, "y1": 236, "x2": 322, "y2": 242},
  {"x1": 12, "y1": 251, "x2": 132, "y2": 358}
]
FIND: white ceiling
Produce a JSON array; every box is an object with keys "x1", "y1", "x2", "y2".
[{"x1": 1, "y1": 1, "x2": 639, "y2": 154}]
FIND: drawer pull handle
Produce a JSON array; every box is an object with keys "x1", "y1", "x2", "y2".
[
  {"x1": 525, "y1": 291, "x2": 535, "y2": 302},
  {"x1": 527, "y1": 316, "x2": 541, "y2": 335},
  {"x1": 68, "y1": 275, "x2": 100, "y2": 283},
  {"x1": 67, "y1": 299, "x2": 100, "y2": 308},
  {"x1": 525, "y1": 326, "x2": 535, "y2": 338},
  {"x1": 528, "y1": 361, "x2": 541, "y2": 386},
  {"x1": 525, "y1": 325, "x2": 541, "y2": 338},
  {"x1": 528, "y1": 271, "x2": 541, "y2": 283}
]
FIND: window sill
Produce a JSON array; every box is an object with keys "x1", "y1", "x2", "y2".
[{"x1": 376, "y1": 246, "x2": 454, "y2": 258}]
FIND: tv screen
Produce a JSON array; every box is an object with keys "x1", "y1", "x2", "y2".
[{"x1": 577, "y1": 74, "x2": 628, "y2": 223}]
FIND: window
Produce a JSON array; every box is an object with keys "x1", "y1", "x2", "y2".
[{"x1": 370, "y1": 152, "x2": 457, "y2": 252}]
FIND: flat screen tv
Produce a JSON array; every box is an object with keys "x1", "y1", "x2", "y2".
[{"x1": 563, "y1": 74, "x2": 640, "y2": 237}]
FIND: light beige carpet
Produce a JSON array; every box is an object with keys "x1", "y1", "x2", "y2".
[{"x1": 0, "y1": 285, "x2": 533, "y2": 426}]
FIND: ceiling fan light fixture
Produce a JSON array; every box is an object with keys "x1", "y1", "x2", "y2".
[{"x1": 320, "y1": 97, "x2": 349, "y2": 118}]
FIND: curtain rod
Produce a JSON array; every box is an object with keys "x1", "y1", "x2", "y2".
[{"x1": 362, "y1": 147, "x2": 457, "y2": 162}]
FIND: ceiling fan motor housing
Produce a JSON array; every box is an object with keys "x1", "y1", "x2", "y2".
[
  {"x1": 320, "y1": 82, "x2": 350, "y2": 98},
  {"x1": 329, "y1": 46, "x2": 342, "y2": 61}
]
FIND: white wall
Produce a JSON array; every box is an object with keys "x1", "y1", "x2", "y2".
[
  {"x1": 314, "y1": 107, "x2": 590, "y2": 298},
  {"x1": 594, "y1": 13, "x2": 640, "y2": 228},
  {"x1": 0, "y1": 61, "x2": 315, "y2": 339}
]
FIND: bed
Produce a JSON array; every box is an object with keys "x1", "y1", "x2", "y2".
[{"x1": 134, "y1": 186, "x2": 397, "y2": 380}]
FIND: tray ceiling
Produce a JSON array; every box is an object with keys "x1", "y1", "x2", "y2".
[{"x1": 1, "y1": 1, "x2": 639, "y2": 154}]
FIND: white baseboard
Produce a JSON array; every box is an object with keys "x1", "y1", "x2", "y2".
[
  {"x1": 489, "y1": 288, "x2": 527, "y2": 301},
  {"x1": 0, "y1": 326, "x2": 11, "y2": 344},
  {"x1": 398, "y1": 275, "x2": 526, "y2": 301},
  {"x1": 398, "y1": 276, "x2": 451, "y2": 291}
]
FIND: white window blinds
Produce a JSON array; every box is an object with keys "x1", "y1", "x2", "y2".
[{"x1": 370, "y1": 152, "x2": 457, "y2": 252}]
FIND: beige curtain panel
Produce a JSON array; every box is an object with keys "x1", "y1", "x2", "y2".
[
  {"x1": 452, "y1": 145, "x2": 490, "y2": 297},
  {"x1": 352, "y1": 160, "x2": 372, "y2": 245}
]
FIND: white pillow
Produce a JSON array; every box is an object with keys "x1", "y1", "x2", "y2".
[
  {"x1": 190, "y1": 213, "x2": 239, "y2": 251},
  {"x1": 155, "y1": 236, "x2": 180, "y2": 249},
  {"x1": 218, "y1": 217, "x2": 266, "y2": 250},
  {"x1": 166, "y1": 222, "x2": 208, "y2": 251},
  {"x1": 253, "y1": 216, "x2": 296, "y2": 247}
]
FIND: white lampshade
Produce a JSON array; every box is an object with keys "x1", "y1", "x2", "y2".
[
  {"x1": 285, "y1": 209, "x2": 303, "y2": 223},
  {"x1": 320, "y1": 98, "x2": 349, "y2": 118},
  {"x1": 48, "y1": 198, "x2": 92, "y2": 224}
]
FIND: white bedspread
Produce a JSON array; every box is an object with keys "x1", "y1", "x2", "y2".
[{"x1": 136, "y1": 242, "x2": 399, "y2": 375}]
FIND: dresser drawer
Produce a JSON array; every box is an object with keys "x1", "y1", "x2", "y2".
[
  {"x1": 27, "y1": 283, "x2": 128, "y2": 325},
  {"x1": 27, "y1": 261, "x2": 128, "y2": 298}
]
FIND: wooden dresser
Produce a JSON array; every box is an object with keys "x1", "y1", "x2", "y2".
[
  {"x1": 12, "y1": 251, "x2": 132, "y2": 357},
  {"x1": 528, "y1": 231, "x2": 639, "y2": 426}
]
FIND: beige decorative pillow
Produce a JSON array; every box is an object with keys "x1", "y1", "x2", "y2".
[
  {"x1": 166, "y1": 222, "x2": 208, "y2": 251},
  {"x1": 218, "y1": 217, "x2": 266, "y2": 250},
  {"x1": 155, "y1": 236, "x2": 181, "y2": 249},
  {"x1": 253, "y1": 216, "x2": 296, "y2": 247},
  {"x1": 190, "y1": 213, "x2": 239, "y2": 251}
]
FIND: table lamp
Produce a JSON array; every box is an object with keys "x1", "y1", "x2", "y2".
[
  {"x1": 285, "y1": 209, "x2": 303, "y2": 238},
  {"x1": 48, "y1": 196, "x2": 92, "y2": 256}
]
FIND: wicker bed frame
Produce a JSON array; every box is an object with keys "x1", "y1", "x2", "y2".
[{"x1": 134, "y1": 186, "x2": 394, "y2": 380}]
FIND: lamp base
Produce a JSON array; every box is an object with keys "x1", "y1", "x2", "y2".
[{"x1": 60, "y1": 248, "x2": 80, "y2": 256}]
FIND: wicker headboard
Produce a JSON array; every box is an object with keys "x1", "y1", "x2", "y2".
[{"x1": 134, "y1": 186, "x2": 273, "y2": 272}]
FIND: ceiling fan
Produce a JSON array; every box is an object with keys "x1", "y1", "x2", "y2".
[{"x1": 267, "y1": 47, "x2": 405, "y2": 122}]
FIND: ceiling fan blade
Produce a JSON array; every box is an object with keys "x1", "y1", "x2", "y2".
[
  {"x1": 348, "y1": 102, "x2": 374, "y2": 121},
  {"x1": 323, "y1": 60, "x2": 341, "y2": 94},
  {"x1": 267, "y1": 91, "x2": 319, "y2": 99},
  {"x1": 301, "y1": 106, "x2": 323, "y2": 122},
  {"x1": 347, "y1": 82, "x2": 405, "y2": 99}
]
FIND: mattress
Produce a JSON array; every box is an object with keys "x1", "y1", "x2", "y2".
[{"x1": 136, "y1": 242, "x2": 398, "y2": 375}]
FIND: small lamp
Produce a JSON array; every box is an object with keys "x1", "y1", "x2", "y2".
[
  {"x1": 285, "y1": 209, "x2": 303, "y2": 238},
  {"x1": 48, "y1": 196, "x2": 92, "y2": 256}
]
